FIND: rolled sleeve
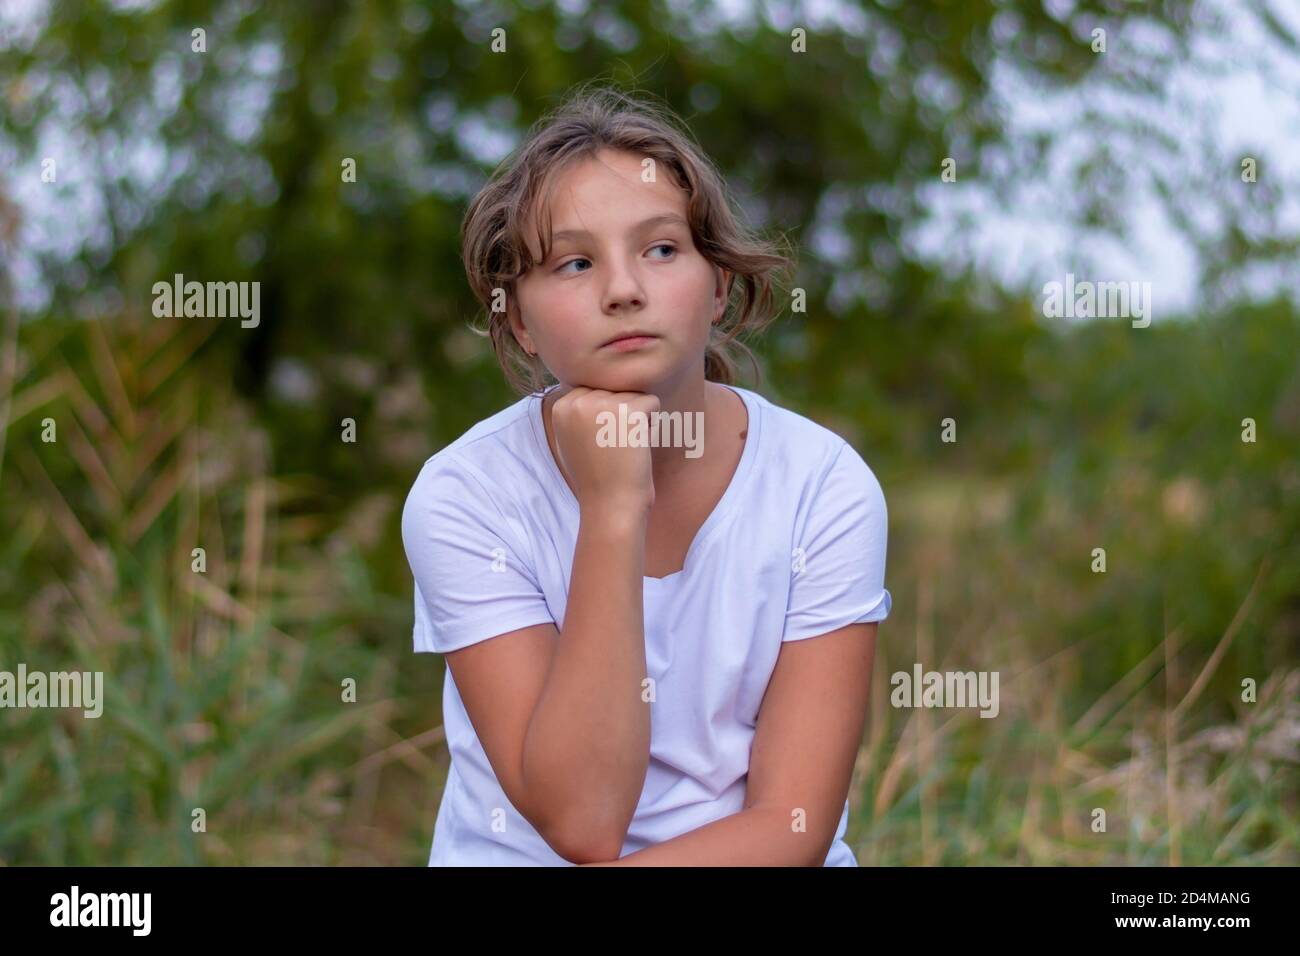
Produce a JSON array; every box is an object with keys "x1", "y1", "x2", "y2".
[
  {"x1": 401, "y1": 456, "x2": 555, "y2": 654},
  {"x1": 782, "y1": 442, "x2": 891, "y2": 642}
]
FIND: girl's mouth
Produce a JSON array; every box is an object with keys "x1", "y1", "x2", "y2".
[{"x1": 602, "y1": 335, "x2": 658, "y2": 352}]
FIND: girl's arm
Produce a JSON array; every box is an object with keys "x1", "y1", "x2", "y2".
[
  {"x1": 442, "y1": 390, "x2": 658, "y2": 864},
  {"x1": 445, "y1": 497, "x2": 653, "y2": 865},
  {"x1": 580, "y1": 805, "x2": 811, "y2": 866},
  {"x1": 523, "y1": 497, "x2": 655, "y2": 857},
  {"x1": 581, "y1": 621, "x2": 878, "y2": 866}
]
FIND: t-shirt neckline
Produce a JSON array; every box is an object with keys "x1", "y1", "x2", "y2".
[{"x1": 526, "y1": 382, "x2": 762, "y2": 585}]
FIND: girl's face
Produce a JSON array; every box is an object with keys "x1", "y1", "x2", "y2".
[{"x1": 510, "y1": 148, "x2": 730, "y2": 394}]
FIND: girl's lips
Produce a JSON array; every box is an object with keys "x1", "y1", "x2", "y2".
[{"x1": 602, "y1": 335, "x2": 658, "y2": 352}]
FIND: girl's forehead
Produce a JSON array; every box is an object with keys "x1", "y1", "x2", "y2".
[
  {"x1": 548, "y1": 152, "x2": 684, "y2": 212},
  {"x1": 517, "y1": 150, "x2": 689, "y2": 260}
]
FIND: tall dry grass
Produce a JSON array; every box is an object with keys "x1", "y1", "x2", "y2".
[{"x1": 0, "y1": 311, "x2": 441, "y2": 864}]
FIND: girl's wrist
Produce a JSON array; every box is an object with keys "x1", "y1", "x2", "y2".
[{"x1": 579, "y1": 497, "x2": 651, "y2": 532}]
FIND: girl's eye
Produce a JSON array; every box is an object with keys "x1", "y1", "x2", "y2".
[
  {"x1": 555, "y1": 257, "x2": 592, "y2": 275},
  {"x1": 554, "y1": 244, "x2": 677, "y2": 275}
]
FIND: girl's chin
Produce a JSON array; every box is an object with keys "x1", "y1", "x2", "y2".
[{"x1": 560, "y1": 367, "x2": 677, "y2": 394}]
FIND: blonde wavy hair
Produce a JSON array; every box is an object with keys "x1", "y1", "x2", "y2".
[{"x1": 459, "y1": 82, "x2": 796, "y2": 396}]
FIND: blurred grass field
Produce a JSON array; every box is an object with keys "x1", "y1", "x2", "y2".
[{"x1": 1, "y1": 302, "x2": 1295, "y2": 866}]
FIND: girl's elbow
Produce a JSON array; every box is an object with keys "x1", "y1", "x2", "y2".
[{"x1": 543, "y1": 814, "x2": 628, "y2": 864}]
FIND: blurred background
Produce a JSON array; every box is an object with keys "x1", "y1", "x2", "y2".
[{"x1": 0, "y1": 0, "x2": 1297, "y2": 865}]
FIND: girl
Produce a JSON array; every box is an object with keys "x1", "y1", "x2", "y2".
[{"x1": 401, "y1": 85, "x2": 891, "y2": 866}]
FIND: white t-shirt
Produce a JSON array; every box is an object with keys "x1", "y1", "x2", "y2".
[{"x1": 401, "y1": 382, "x2": 892, "y2": 866}]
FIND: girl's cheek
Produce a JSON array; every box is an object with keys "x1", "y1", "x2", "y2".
[
  {"x1": 666, "y1": 273, "x2": 714, "y2": 320},
  {"x1": 547, "y1": 280, "x2": 586, "y2": 312}
]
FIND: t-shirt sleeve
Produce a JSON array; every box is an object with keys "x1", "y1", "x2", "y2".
[
  {"x1": 782, "y1": 441, "x2": 892, "y2": 642},
  {"x1": 401, "y1": 455, "x2": 556, "y2": 654}
]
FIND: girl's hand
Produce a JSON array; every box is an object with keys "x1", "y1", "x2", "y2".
[{"x1": 551, "y1": 386, "x2": 658, "y2": 514}]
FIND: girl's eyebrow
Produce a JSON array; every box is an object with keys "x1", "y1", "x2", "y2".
[{"x1": 550, "y1": 213, "x2": 688, "y2": 245}]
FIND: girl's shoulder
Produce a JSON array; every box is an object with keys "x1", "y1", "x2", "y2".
[
  {"x1": 734, "y1": 385, "x2": 874, "y2": 483},
  {"x1": 410, "y1": 391, "x2": 543, "y2": 477},
  {"x1": 401, "y1": 391, "x2": 548, "y2": 526}
]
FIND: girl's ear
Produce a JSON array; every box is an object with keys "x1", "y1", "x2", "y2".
[
  {"x1": 505, "y1": 288, "x2": 536, "y2": 355},
  {"x1": 714, "y1": 267, "x2": 733, "y2": 321}
]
